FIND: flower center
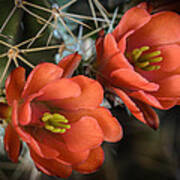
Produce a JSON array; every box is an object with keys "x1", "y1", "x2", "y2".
[
  {"x1": 127, "y1": 46, "x2": 163, "y2": 71},
  {"x1": 41, "y1": 112, "x2": 71, "y2": 133}
]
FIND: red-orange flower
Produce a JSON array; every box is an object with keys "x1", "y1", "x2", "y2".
[
  {"x1": 95, "y1": 3, "x2": 180, "y2": 129},
  {"x1": 2, "y1": 53, "x2": 123, "y2": 178}
]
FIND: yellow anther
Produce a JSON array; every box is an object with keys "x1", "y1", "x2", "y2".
[
  {"x1": 57, "y1": 123, "x2": 71, "y2": 129},
  {"x1": 42, "y1": 113, "x2": 53, "y2": 122},
  {"x1": 132, "y1": 48, "x2": 139, "y2": 55},
  {"x1": 133, "y1": 50, "x2": 143, "y2": 62},
  {"x1": 45, "y1": 124, "x2": 55, "y2": 131},
  {"x1": 139, "y1": 50, "x2": 161, "y2": 61},
  {"x1": 149, "y1": 57, "x2": 163, "y2": 63},
  {"x1": 41, "y1": 112, "x2": 70, "y2": 133},
  {"x1": 51, "y1": 128, "x2": 66, "y2": 133},
  {"x1": 140, "y1": 46, "x2": 150, "y2": 51},
  {"x1": 53, "y1": 113, "x2": 68, "y2": 123},
  {"x1": 132, "y1": 46, "x2": 150, "y2": 62},
  {"x1": 128, "y1": 46, "x2": 163, "y2": 71},
  {"x1": 135, "y1": 61, "x2": 150, "y2": 68},
  {"x1": 143, "y1": 65, "x2": 160, "y2": 71}
]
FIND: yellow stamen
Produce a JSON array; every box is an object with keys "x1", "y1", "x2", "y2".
[
  {"x1": 51, "y1": 128, "x2": 66, "y2": 133},
  {"x1": 45, "y1": 124, "x2": 55, "y2": 131},
  {"x1": 53, "y1": 113, "x2": 68, "y2": 123},
  {"x1": 42, "y1": 113, "x2": 53, "y2": 122},
  {"x1": 143, "y1": 65, "x2": 160, "y2": 71},
  {"x1": 128, "y1": 46, "x2": 163, "y2": 71},
  {"x1": 148, "y1": 57, "x2": 163, "y2": 63},
  {"x1": 132, "y1": 48, "x2": 139, "y2": 55},
  {"x1": 132, "y1": 46, "x2": 150, "y2": 62},
  {"x1": 42, "y1": 112, "x2": 71, "y2": 133},
  {"x1": 140, "y1": 46, "x2": 150, "y2": 51},
  {"x1": 135, "y1": 61, "x2": 149, "y2": 68},
  {"x1": 139, "y1": 50, "x2": 161, "y2": 61},
  {"x1": 133, "y1": 50, "x2": 143, "y2": 62}
]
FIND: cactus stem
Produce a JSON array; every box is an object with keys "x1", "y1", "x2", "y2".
[
  {"x1": 17, "y1": 55, "x2": 34, "y2": 68},
  {"x1": 28, "y1": 15, "x2": 54, "y2": 48},
  {"x1": 21, "y1": 5, "x2": 54, "y2": 28},
  {"x1": 0, "y1": 6, "x2": 17, "y2": 33},
  {"x1": 0, "y1": 57, "x2": 12, "y2": 86}
]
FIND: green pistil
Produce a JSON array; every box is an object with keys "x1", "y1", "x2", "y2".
[
  {"x1": 129, "y1": 46, "x2": 163, "y2": 71},
  {"x1": 42, "y1": 113, "x2": 71, "y2": 133}
]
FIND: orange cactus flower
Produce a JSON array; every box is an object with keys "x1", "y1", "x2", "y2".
[
  {"x1": 1, "y1": 53, "x2": 123, "y2": 178},
  {"x1": 95, "y1": 3, "x2": 180, "y2": 129}
]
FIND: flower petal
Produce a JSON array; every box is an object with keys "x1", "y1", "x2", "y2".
[
  {"x1": 134, "y1": 100, "x2": 159, "y2": 129},
  {"x1": 137, "y1": 2, "x2": 153, "y2": 12},
  {"x1": 129, "y1": 90, "x2": 178, "y2": 110},
  {"x1": 128, "y1": 11, "x2": 180, "y2": 50},
  {"x1": 62, "y1": 116, "x2": 103, "y2": 152},
  {"x1": 22, "y1": 63, "x2": 63, "y2": 98},
  {"x1": 14, "y1": 100, "x2": 89, "y2": 164},
  {"x1": 30, "y1": 149, "x2": 72, "y2": 178},
  {"x1": 111, "y1": 69, "x2": 159, "y2": 91},
  {"x1": 50, "y1": 76, "x2": 103, "y2": 110},
  {"x1": 112, "y1": 87, "x2": 159, "y2": 129},
  {"x1": 73, "y1": 147, "x2": 104, "y2": 174},
  {"x1": 136, "y1": 44, "x2": 180, "y2": 82},
  {"x1": 56, "y1": 144, "x2": 89, "y2": 165},
  {"x1": 129, "y1": 90, "x2": 163, "y2": 109},
  {"x1": 96, "y1": 33, "x2": 133, "y2": 85},
  {"x1": 111, "y1": 88, "x2": 159, "y2": 129},
  {"x1": 58, "y1": 53, "x2": 81, "y2": 78},
  {"x1": 91, "y1": 107, "x2": 123, "y2": 143},
  {"x1": 18, "y1": 92, "x2": 43, "y2": 126},
  {"x1": 103, "y1": 33, "x2": 120, "y2": 60},
  {"x1": 36, "y1": 79, "x2": 81, "y2": 101},
  {"x1": 117, "y1": 30, "x2": 134, "y2": 53},
  {"x1": 28, "y1": 126, "x2": 89, "y2": 165},
  {"x1": 26, "y1": 127, "x2": 66, "y2": 159},
  {"x1": 30, "y1": 103, "x2": 49, "y2": 126},
  {"x1": 12, "y1": 100, "x2": 47, "y2": 158},
  {"x1": 111, "y1": 87, "x2": 159, "y2": 128},
  {"x1": 159, "y1": 44, "x2": 180, "y2": 72},
  {"x1": 135, "y1": 44, "x2": 180, "y2": 83},
  {"x1": 98, "y1": 53, "x2": 133, "y2": 82},
  {"x1": 96, "y1": 30, "x2": 105, "y2": 63},
  {"x1": 4, "y1": 124, "x2": 21, "y2": 163},
  {"x1": 110, "y1": 87, "x2": 145, "y2": 123},
  {"x1": 59, "y1": 107, "x2": 123, "y2": 142},
  {"x1": 152, "y1": 75, "x2": 180, "y2": 97},
  {"x1": 112, "y1": 5, "x2": 151, "y2": 42},
  {"x1": 158, "y1": 99, "x2": 177, "y2": 109},
  {"x1": 101, "y1": 34, "x2": 133, "y2": 71},
  {"x1": 5, "y1": 67, "x2": 25, "y2": 105},
  {"x1": 27, "y1": 127, "x2": 89, "y2": 165}
]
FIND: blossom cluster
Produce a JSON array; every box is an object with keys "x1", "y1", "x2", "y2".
[{"x1": 0, "y1": 2, "x2": 180, "y2": 178}]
